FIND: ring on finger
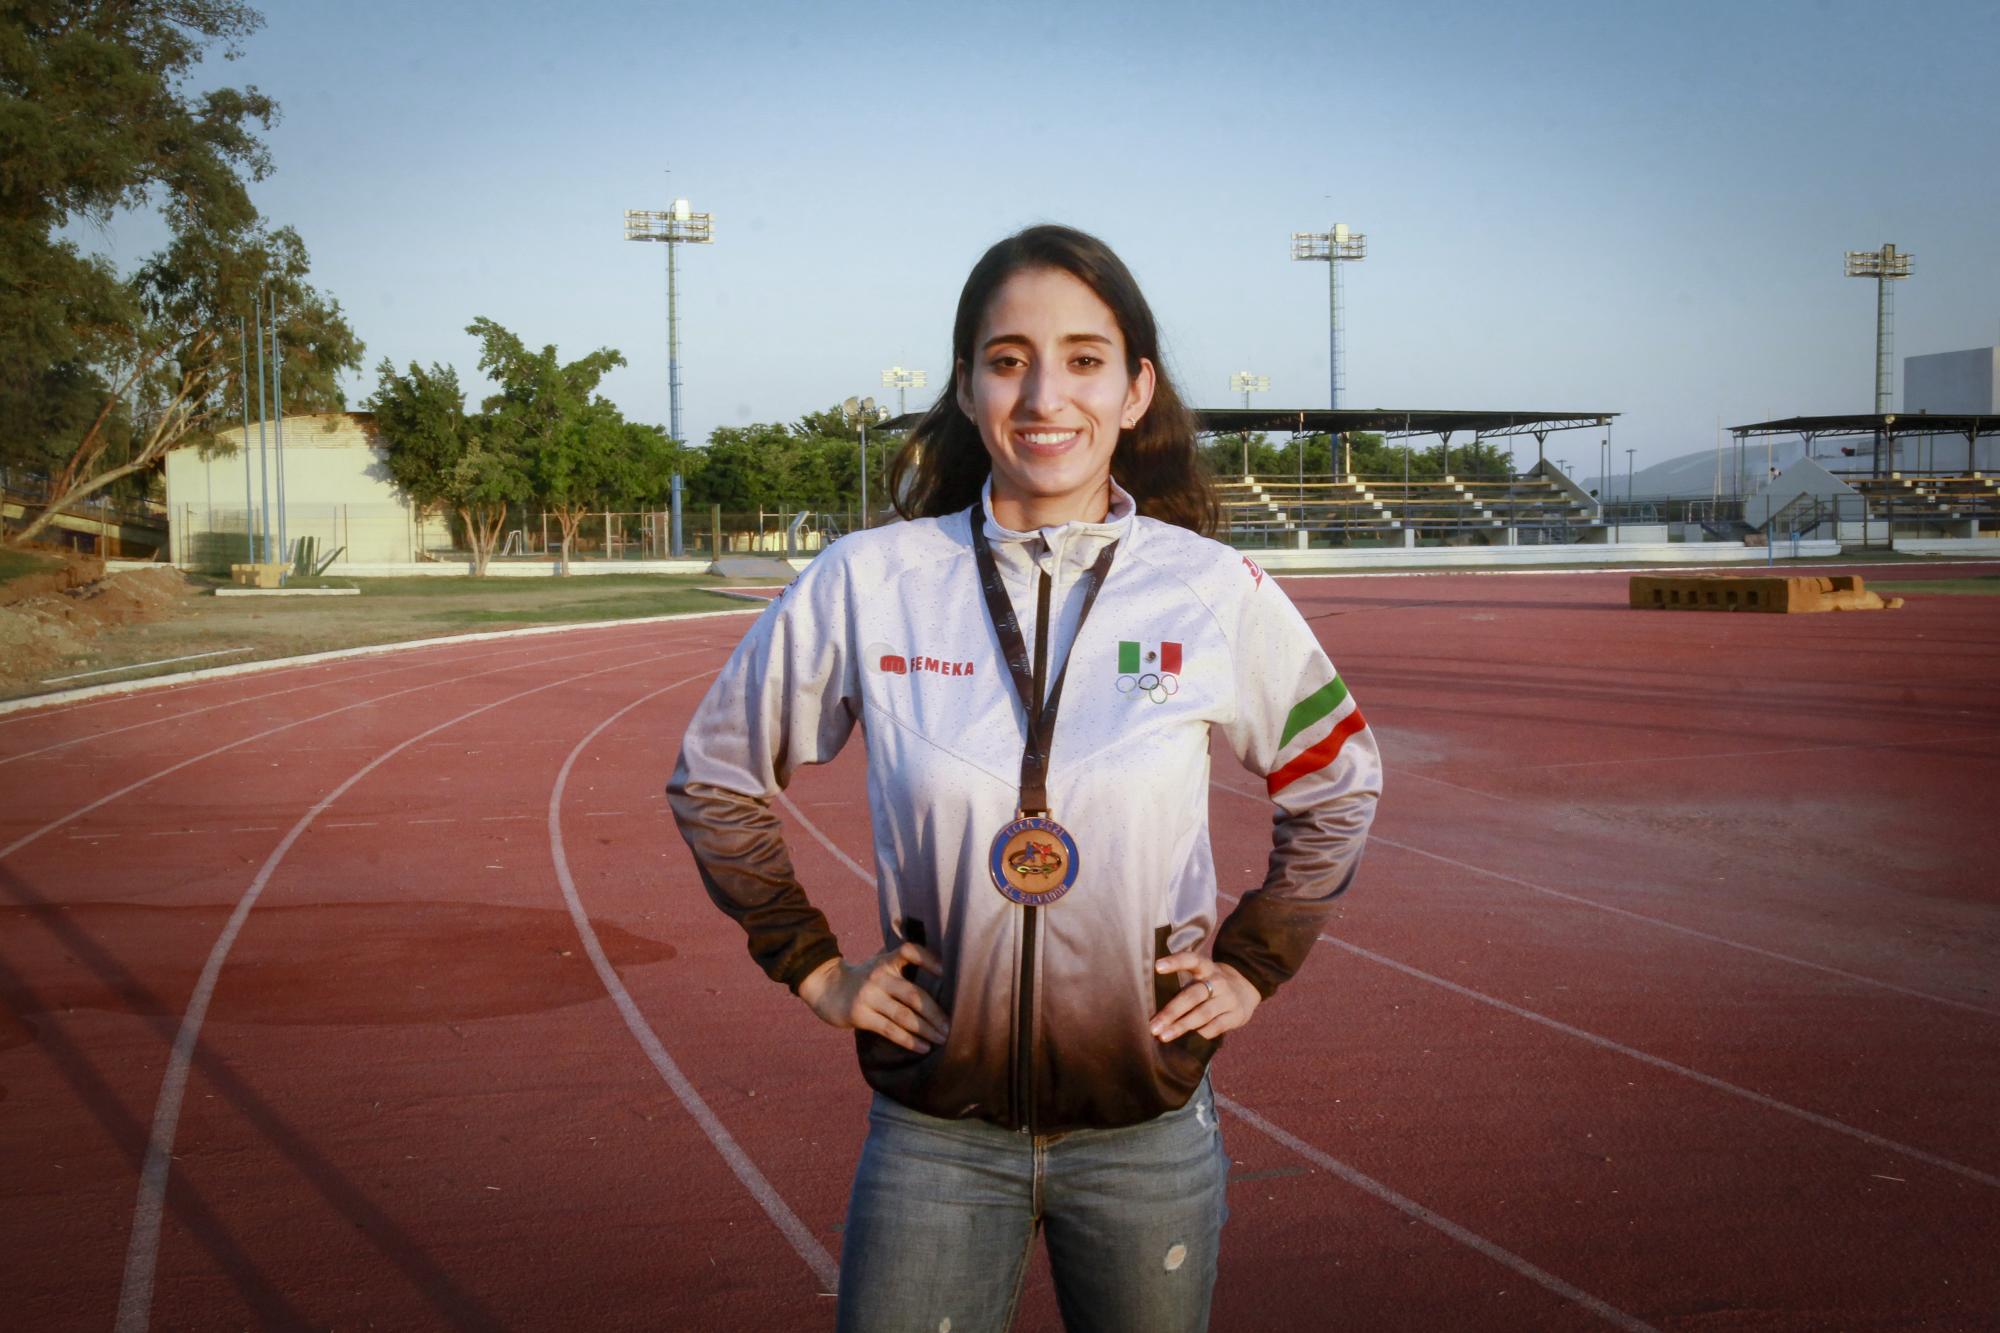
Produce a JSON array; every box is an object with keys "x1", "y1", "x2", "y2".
[{"x1": 1201, "y1": 978, "x2": 1215, "y2": 1001}]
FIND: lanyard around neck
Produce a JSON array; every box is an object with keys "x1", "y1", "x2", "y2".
[{"x1": 968, "y1": 508, "x2": 1119, "y2": 817}]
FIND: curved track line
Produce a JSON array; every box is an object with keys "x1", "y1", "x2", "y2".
[
  {"x1": 1212, "y1": 778, "x2": 2000, "y2": 1188},
  {"x1": 0, "y1": 604, "x2": 763, "y2": 720},
  {"x1": 1214, "y1": 775, "x2": 1998, "y2": 1019},
  {"x1": 113, "y1": 648, "x2": 674, "y2": 1333},
  {"x1": 771, "y1": 791, "x2": 1652, "y2": 1318},
  {"x1": 1519, "y1": 727, "x2": 2000, "y2": 772},
  {"x1": 1315, "y1": 927, "x2": 2000, "y2": 1190},
  {"x1": 0, "y1": 635, "x2": 676, "y2": 862},
  {"x1": 0, "y1": 643, "x2": 517, "y2": 768},
  {"x1": 549, "y1": 679, "x2": 840, "y2": 1293},
  {"x1": 1369, "y1": 832, "x2": 2000, "y2": 1020},
  {"x1": 1216, "y1": 1096, "x2": 1656, "y2": 1332}
]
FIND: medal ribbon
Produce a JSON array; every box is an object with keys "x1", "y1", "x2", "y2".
[{"x1": 968, "y1": 506, "x2": 1119, "y2": 817}]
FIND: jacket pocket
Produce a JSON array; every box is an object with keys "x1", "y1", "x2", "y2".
[
  {"x1": 1152, "y1": 925, "x2": 1219, "y2": 1077},
  {"x1": 858, "y1": 916, "x2": 943, "y2": 1076}
]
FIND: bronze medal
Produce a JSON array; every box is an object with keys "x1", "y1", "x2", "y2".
[{"x1": 989, "y1": 814, "x2": 1081, "y2": 906}]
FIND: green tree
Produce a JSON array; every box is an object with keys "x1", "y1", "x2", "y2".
[
  {"x1": 1, "y1": 1, "x2": 363, "y2": 547},
  {"x1": 467, "y1": 317, "x2": 629, "y2": 572},
  {"x1": 368, "y1": 356, "x2": 526, "y2": 576}
]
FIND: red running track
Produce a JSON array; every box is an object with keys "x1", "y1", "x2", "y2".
[{"x1": 0, "y1": 569, "x2": 1995, "y2": 1331}]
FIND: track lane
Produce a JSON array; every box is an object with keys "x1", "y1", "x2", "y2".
[
  {"x1": 0, "y1": 631, "x2": 740, "y2": 1328},
  {"x1": 118, "y1": 647, "x2": 697, "y2": 1331},
  {"x1": 0, "y1": 641, "x2": 529, "y2": 770}
]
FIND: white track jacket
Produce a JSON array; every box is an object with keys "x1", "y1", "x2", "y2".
[{"x1": 669, "y1": 483, "x2": 1381, "y2": 1133}]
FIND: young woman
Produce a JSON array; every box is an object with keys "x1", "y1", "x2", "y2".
[{"x1": 669, "y1": 224, "x2": 1380, "y2": 1332}]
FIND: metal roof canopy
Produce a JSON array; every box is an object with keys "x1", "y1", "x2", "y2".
[
  {"x1": 1190, "y1": 408, "x2": 1615, "y2": 440},
  {"x1": 1729, "y1": 412, "x2": 1998, "y2": 478},
  {"x1": 877, "y1": 408, "x2": 1616, "y2": 438}
]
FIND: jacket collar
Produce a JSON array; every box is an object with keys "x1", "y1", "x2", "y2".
[{"x1": 976, "y1": 477, "x2": 1136, "y2": 561}]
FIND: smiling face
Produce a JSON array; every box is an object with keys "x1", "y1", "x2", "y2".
[{"x1": 956, "y1": 266, "x2": 1156, "y2": 530}]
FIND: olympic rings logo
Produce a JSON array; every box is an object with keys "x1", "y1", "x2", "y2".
[{"x1": 1115, "y1": 671, "x2": 1180, "y2": 705}]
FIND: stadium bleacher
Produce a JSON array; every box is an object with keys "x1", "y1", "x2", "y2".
[{"x1": 1215, "y1": 471, "x2": 1598, "y2": 544}]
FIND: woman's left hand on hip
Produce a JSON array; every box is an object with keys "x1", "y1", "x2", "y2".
[{"x1": 1149, "y1": 954, "x2": 1260, "y2": 1042}]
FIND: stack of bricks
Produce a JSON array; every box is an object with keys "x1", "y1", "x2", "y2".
[{"x1": 1628, "y1": 574, "x2": 1902, "y2": 613}]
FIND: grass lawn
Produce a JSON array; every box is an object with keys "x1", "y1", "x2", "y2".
[
  {"x1": 1869, "y1": 576, "x2": 2000, "y2": 596},
  {"x1": 0, "y1": 547, "x2": 58, "y2": 588},
  {"x1": 3, "y1": 570, "x2": 778, "y2": 702}
]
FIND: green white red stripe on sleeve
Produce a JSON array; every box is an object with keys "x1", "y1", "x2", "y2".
[{"x1": 1267, "y1": 675, "x2": 1367, "y2": 797}]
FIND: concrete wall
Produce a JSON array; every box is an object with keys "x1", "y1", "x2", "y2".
[
  {"x1": 164, "y1": 413, "x2": 439, "y2": 568},
  {"x1": 1905, "y1": 347, "x2": 1999, "y2": 414}
]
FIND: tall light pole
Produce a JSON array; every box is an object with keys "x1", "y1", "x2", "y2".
[
  {"x1": 1626, "y1": 448, "x2": 1637, "y2": 510},
  {"x1": 1845, "y1": 242, "x2": 1913, "y2": 477},
  {"x1": 1291, "y1": 222, "x2": 1366, "y2": 408},
  {"x1": 881, "y1": 366, "x2": 927, "y2": 418},
  {"x1": 843, "y1": 395, "x2": 888, "y2": 530},
  {"x1": 625, "y1": 196, "x2": 715, "y2": 443},
  {"x1": 1229, "y1": 371, "x2": 1269, "y2": 477}
]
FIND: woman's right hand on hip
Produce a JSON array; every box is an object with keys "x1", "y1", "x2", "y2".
[{"x1": 797, "y1": 943, "x2": 949, "y2": 1053}]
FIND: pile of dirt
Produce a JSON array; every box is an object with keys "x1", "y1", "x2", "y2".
[{"x1": 0, "y1": 563, "x2": 198, "y2": 685}]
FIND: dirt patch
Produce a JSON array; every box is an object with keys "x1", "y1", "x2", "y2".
[{"x1": 0, "y1": 561, "x2": 198, "y2": 686}]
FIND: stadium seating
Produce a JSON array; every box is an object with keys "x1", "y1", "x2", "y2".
[
  {"x1": 1846, "y1": 474, "x2": 2000, "y2": 522},
  {"x1": 1216, "y1": 472, "x2": 1597, "y2": 544}
]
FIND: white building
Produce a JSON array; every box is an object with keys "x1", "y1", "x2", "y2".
[{"x1": 163, "y1": 412, "x2": 447, "y2": 569}]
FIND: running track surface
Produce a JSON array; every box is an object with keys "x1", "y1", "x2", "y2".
[{"x1": 2, "y1": 566, "x2": 1996, "y2": 1331}]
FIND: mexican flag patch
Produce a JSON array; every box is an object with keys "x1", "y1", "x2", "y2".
[{"x1": 1118, "y1": 640, "x2": 1182, "y2": 676}]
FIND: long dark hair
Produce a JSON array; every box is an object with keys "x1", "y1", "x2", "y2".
[{"x1": 889, "y1": 224, "x2": 1216, "y2": 535}]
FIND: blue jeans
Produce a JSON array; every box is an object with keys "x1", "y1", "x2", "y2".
[{"x1": 836, "y1": 1078, "x2": 1229, "y2": 1333}]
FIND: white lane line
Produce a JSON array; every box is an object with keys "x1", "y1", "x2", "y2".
[
  {"x1": 1217, "y1": 1095, "x2": 1656, "y2": 1332},
  {"x1": 1216, "y1": 776, "x2": 2000, "y2": 1019},
  {"x1": 113, "y1": 648, "x2": 676, "y2": 1333},
  {"x1": 1376, "y1": 833, "x2": 2000, "y2": 1020},
  {"x1": 1, "y1": 639, "x2": 637, "y2": 863},
  {"x1": 145, "y1": 830, "x2": 200, "y2": 837},
  {"x1": 582, "y1": 810, "x2": 627, "y2": 817},
  {"x1": 407, "y1": 818, "x2": 457, "y2": 825},
  {"x1": 1321, "y1": 929, "x2": 2000, "y2": 1189},
  {"x1": 547, "y1": 674, "x2": 839, "y2": 1293},
  {"x1": 43, "y1": 648, "x2": 253, "y2": 683},
  {"x1": 1210, "y1": 782, "x2": 2000, "y2": 1189},
  {"x1": 1395, "y1": 769, "x2": 1519, "y2": 803},
  {"x1": 779, "y1": 793, "x2": 872, "y2": 882},
  {"x1": 0, "y1": 644, "x2": 521, "y2": 769},
  {"x1": 0, "y1": 606, "x2": 756, "y2": 720},
  {"x1": 1519, "y1": 728, "x2": 2000, "y2": 772},
  {"x1": 480, "y1": 814, "x2": 534, "y2": 822},
  {"x1": 324, "y1": 821, "x2": 378, "y2": 829},
  {"x1": 774, "y1": 789, "x2": 1651, "y2": 1309}
]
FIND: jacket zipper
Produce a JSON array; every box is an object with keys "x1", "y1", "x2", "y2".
[{"x1": 1013, "y1": 564, "x2": 1054, "y2": 1133}]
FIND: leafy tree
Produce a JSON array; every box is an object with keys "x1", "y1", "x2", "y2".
[
  {"x1": 1, "y1": 1, "x2": 363, "y2": 547},
  {"x1": 467, "y1": 317, "x2": 630, "y2": 572},
  {"x1": 368, "y1": 356, "x2": 526, "y2": 577}
]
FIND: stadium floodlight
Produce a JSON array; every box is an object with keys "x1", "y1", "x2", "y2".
[
  {"x1": 843, "y1": 395, "x2": 889, "y2": 529},
  {"x1": 1291, "y1": 222, "x2": 1366, "y2": 408},
  {"x1": 881, "y1": 366, "x2": 928, "y2": 418},
  {"x1": 1228, "y1": 371, "x2": 1270, "y2": 476},
  {"x1": 1843, "y1": 243, "x2": 1913, "y2": 415},
  {"x1": 625, "y1": 197, "x2": 715, "y2": 443},
  {"x1": 1229, "y1": 370, "x2": 1271, "y2": 410}
]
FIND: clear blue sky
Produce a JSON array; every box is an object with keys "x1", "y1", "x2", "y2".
[{"x1": 95, "y1": 0, "x2": 2000, "y2": 469}]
